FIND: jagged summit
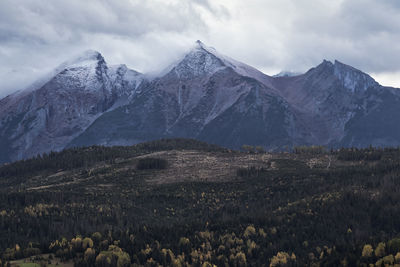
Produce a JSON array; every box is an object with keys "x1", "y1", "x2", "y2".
[
  {"x1": 312, "y1": 59, "x2": 334, "y2": 69},
  {"x1": 8, "y1": 50, "x2": 106, "y2": 98},
  {"x1": 189, "y1": 40, "x2": 240, "y2": 67},
  {"x1": 193, "y1": 40, "x2": 218, "y2": 54},
  {"x1": 307, "y1": 59, "x2": 378, "y2": 93},
  {"x1": 72, "y1": 49, "x2": 103, "y2": 62},
  {"x1": 169, "y1": 40, "x2": 274, "y2": 87},
  {"x1": 59, "y1": 50, "x2": 105, "y2": 71},
  {"x1": 2, "y1": 42, "x2": 400, "y2": 164},
  {"x1": 169, "y1": 41, "x2": 226, "y2": 79},
  {"x1": 195, "y1": 40, "x2": 205, "y2": 48}
]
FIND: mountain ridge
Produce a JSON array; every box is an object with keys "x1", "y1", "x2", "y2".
[
  {"x1": 0, "y1": 50, "x2": 143, "y2": 163},
  {"x1": 1, "y1": 41, "x2": 400, "y2": 163}
]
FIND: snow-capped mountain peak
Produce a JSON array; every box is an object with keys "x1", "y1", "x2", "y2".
[
  {"x1": 46, "y1": 50, "x2": 111, "y2": 93},
  {"x1": 169, "y1": 41, "x2": 274, "y2": 87},
  {"x1": 7, "y1": 51, "x2": 107, "y2": 99},
  {"x1": 170, "y1": 41, "x2": 226, "y2": 79},
  {"x1": 0, "y1": 50, "x2": 145, "y2": 163},
  {"x1": 194, "y1": 39, "x2": 207, "y2": 49},
  {"x1": 193, "y1": 40, "x2": 219, "y2": 55},
  {"x1": 62, "y1": 50, "x2": 105, "y2": 70},
  {"x1": 190, "y1": 40, "x2": 257, "y2": 73}
]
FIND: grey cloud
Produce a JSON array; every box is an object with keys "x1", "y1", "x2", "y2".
[
  {"x1": 257, "y1": 0, "x2": 400, "y2": 74},
  {"x1": 0, "y1": 0, "x2": 209, "y2": 44},
  {"x1": 0, "y1": 0, "x2": 216, "y2": 97},
  {"x1": 1, "y1": 0, "x2": 400, "y2": 97}
]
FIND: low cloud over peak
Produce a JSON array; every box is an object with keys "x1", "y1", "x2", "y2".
[{"x1": 1, "y1": 0, "x2": 400, "y2": 97}]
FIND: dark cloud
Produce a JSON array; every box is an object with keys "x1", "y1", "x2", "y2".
[
  {"x1": 0, "y1": 0, "x2": 399, "y2": 97},
  {"x1": 0, "y1": 0, "x2": 208, "y2": 43}
]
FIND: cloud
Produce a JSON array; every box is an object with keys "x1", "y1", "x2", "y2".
[
  {"x1": 201, "y1": 0, "x2": 400, "y2": 76},
  {"x1": 0, "y1": 0, "x2": 399, "y2": 97},
  {"x1": 0, "y1": 0, "x2": 209, "y2": 43},
  {"x1": 0, "y1": 0, "x2": 215, "y2": 96}
]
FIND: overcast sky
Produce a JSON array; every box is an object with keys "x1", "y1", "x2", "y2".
[{"x1": 1, "y1": 0, "x2": 400, "y2": 97}]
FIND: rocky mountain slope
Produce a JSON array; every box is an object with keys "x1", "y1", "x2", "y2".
[
  {"x1": 69, "y1": 41, "x2": 297, "y2": 149},
  {"x1": 0, "y1": 50, "x2": 143, "y2": 163},
  {"x1": 1, "y1": 41, "x2": 400, "y2": 163}
]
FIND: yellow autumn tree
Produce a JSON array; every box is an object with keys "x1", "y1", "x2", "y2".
[
  {"x1": 383, "y1": 254, "x2": 394, "y2": 265},
  {"x1": 83, "y1": 237, "x2": 94, "y2": 250},
  {"x1": 270, "y1": 252, "x2": 291, "y2": 267},
  {"x1": 395, "y1": 252, "x2": 400, "y2": 263},
  {"x1": 244, "y1": 225, "x2": 256, "y2": 238},
  {"x1": 375, "y1": 242, "x2": 386, "y2": 258},
  {"x1": 84, "y1": 247, "x2": 96, "y2": 263},
  {"x1": 362, "y1": 244, "x2": 374, "y2": 258}
]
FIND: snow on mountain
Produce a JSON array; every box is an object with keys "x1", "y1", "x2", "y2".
[
  {"x1": 0, "y1": 50, "x2": 143, "y2": 163},
  {"x1": 195, "y1": 41, "x2": 277, "y2": 88},
  {"x1": 10, "y1": 50, "x2": 107, "y2": 98},
  {"x1": 107, "y1": 64, "x2": 143, "y2": 108},
  {"x1": 157, "y1": 40, "x2": 280, "y2": 125},
  {"x1": 161, "y1": 41, "x2": 276, "y2": 89},
  {"x1": 1, "y1": 41, "x2": 400, "y2": 163},
  {"x1": 68, "y1": 41, "x2": 295, "y2": 149},
  {"x1": 64, "y1": 49, "x2": 103, "y2": 67},
  {"x1": 333, "y1": 60, "x2": 378, "y2": 93}
]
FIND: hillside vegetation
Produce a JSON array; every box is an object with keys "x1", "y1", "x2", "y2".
[{"x1": 1, "y1": 139, "x2": 400, "y2": 266}]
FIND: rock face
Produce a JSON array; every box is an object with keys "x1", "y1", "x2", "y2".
[
  {"x1": 68, "y1": 41, "x2": 297, "y2": 149},
  {"x1": 271, "y1": 60, "x2": 400, "y2": 148},
  {"x1": 1, "y1": 41, "x2": 400, "y2": 163},
  {"x1": 0, "y1": 50, "x2": 143, "y2": 163}
]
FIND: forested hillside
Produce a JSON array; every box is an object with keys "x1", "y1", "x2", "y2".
[{"x1": 1, "y1": 139, "x2": 400, "y2": 266}]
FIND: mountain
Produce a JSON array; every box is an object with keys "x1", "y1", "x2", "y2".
[
  {"x1": 68, "y1": 41, "x2": 297, "y2": 149},
  {"x1": 1, "y1": 41, "x2": 400, "y2": 163},
  {"x1": 272, "y1": 60, "x2": 400, "y2": 147},
  {"x1": 0, "y1": 50, "x2": 143, "y2": 163}
]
